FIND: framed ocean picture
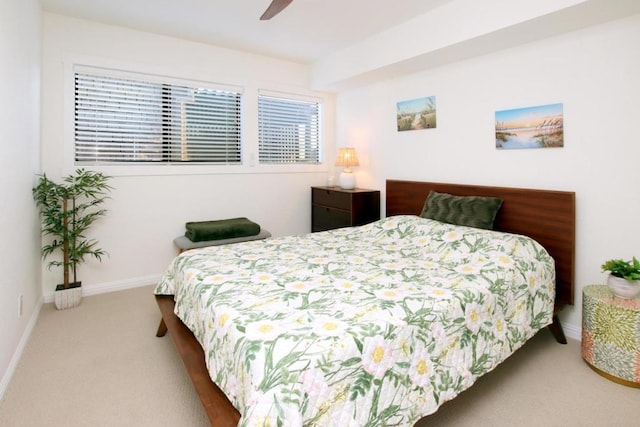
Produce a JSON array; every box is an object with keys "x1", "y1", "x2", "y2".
[
  {"x1": 495, "y1": 103, "x2": 564, "y2": 149},
  {"x1": 397, "y1": 96, "x2": 436, "y2": 131}
]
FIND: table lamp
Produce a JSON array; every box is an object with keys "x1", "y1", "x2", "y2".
[{"x1": 335, "y1": 147, "x2": 359, "y2": 190}]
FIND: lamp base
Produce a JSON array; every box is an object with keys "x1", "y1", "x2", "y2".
[{"x1": 339, "y1": 172, "x2": 355, "y2": 190}]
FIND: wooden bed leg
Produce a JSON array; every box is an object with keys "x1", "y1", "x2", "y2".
[
  {"x1": 548, "y1": 314, "x2": 567, "y2": 344},
  {"x1": 156, "y1": 318, "x2": 168, "y2": 337}
]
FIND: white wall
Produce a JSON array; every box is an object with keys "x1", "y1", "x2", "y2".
[
  {"x1": 40, "y1": 13, "x2": 336, "y2": 299},
  {"x1": 0, "y1": 0, "x2": 42, "y2": 397},
  {"x1": 337, "y1": 14, "x2": 640, "y2": 338}
]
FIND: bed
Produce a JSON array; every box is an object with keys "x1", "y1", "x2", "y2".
[{"x1": 154, "y1": 179, "x2": 575, "y2": 426}]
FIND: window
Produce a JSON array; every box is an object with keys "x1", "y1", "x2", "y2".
[
  {"x1": 74, "y1": 70, "x2": 242, "y2": 164},
  {"x1": 258, "y1": 93, "x2": 321, "y2": 164}
]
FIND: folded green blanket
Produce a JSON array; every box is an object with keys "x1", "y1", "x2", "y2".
[{"x1": 185, "y1": 217, "x2": 261, "y2": 242}]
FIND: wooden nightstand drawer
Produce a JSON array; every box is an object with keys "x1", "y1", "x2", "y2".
[
  {"x1": 312, "y1": 205, "x2": 351, "y2": 230},
  {"x1": 312, "y1": 188, "x2": 351, "y2": 210}
]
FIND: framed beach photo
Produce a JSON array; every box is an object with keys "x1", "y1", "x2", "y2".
[
  {"x1": 397, "y1": 96, "x2": 436, "y2": 131},
  {"x1": 495, "y1": 103, "x2": 564, "y2": 149}
]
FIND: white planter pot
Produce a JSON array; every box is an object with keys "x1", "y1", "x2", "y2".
[
  {"x1": 606, "y1": 274, "x2": 640, "y2": 299},
  {"x1": 54, "y1": 283, "x2": 82, "y2": 310}
]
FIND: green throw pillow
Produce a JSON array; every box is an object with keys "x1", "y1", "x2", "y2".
[{"x1": 420, "y1": 191, "x2": 503, "y2": 230}]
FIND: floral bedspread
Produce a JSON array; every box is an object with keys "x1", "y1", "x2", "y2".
[{"x1": 155, "y1": 215, "x2": 555, "y2": 426}]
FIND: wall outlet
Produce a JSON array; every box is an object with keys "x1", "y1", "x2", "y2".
[{"x1": 18, "y1": 294, "x2": 23, "y2": 317}]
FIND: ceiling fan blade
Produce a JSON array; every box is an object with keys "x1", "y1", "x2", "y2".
[{"x1": 260, "y1": 0, "x2": 294, "y2": 20}]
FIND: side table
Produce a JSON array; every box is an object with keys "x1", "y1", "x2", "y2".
[
  {"x1": 582, "y1": 284, "x2": 640, "y2": 387},
  {"x1": 311, "y1": 186, "x2": 380, "y2": 232}
]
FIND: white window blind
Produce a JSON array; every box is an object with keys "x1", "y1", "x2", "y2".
[
  {"x1": 258, "y1": 94, "x2": 321, "y2": 164},
  {"x1": 74, "y1": 71, "x2": 242, "y2": 164}
]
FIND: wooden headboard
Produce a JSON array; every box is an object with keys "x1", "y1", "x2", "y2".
[{"x1": 386, "y1": 180, "x2": 576, "y2": 309}]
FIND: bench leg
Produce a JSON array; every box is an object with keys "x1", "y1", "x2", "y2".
[{"x1": 156, "y1": 318, "x2": 168, "y2": 337}]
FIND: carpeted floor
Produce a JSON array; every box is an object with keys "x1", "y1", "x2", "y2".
[{"x1": 0, "y1": 285, "x2": 638, "y2": 426}]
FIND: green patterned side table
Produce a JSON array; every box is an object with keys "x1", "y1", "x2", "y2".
[{"x1": 582, "y1": 285, "x2": 640, "y2": 387}]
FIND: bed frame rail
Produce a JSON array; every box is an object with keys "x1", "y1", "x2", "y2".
[{"x1": 156, "y1": 295, "x2": 240, "y2": 426}]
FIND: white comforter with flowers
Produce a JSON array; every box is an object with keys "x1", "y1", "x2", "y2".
[{"x1": 155, "y1": 215, "x2": 555, "y2": 426}]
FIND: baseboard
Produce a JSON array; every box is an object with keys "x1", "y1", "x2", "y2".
[
  {"x1": 563, "y1": 322, "x2": 581, "y2": 341},
  {"x1": 43, "y1": 275, "x2": 162, "y2": 303},
  {"x1": 0, "y1": 295, "x2": 43, "y2": 402}
]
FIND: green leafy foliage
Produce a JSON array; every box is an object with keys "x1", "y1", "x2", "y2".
[
  {"x1": 601, "y1": 257, "x2": 640, "y2": 281},
  {"x1": 32, "y1": 168, "x2": 112, "y2": 289}
]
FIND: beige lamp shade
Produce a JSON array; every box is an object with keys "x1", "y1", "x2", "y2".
[
  {"x1": 335, "y1": 147, "x2": 359, "y2": 189},
  {"x1": 335, "y1": 147, "x2": 359, "y2": 169}
]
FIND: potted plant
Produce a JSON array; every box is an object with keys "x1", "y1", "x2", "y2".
[
  {"x1": 33, "y1": 168, "x2": 112, "y2": 309},
  {"x1": 601, "y1": 257, "x2": 640, "y2": 299}
]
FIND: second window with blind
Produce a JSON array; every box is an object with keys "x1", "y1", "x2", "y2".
[{"x1": 257, "y1": 92, "x2": 321, "y2": 165}]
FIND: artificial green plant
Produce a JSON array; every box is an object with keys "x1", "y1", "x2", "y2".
[
  {"x1": 33, "y1": 169, "x2": 112, "y2": 289},
  {"x1": 601, "y1": 257, "x2": 640, "y2": 281}
]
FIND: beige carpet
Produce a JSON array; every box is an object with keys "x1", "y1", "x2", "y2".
[{"x1": 0, "y1": 285, "x2": 638, "y2": 426}]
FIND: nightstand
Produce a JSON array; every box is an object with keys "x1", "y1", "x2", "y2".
[
  {"x1": 311, "y1": 186, "x2": 380, "y2": 232},
  {"x1": 581, "y1": 284, "x2": 640, "y2": 388}
]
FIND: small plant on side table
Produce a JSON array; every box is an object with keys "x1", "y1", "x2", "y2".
[{"x1": 601, "y1": 257, "x2": 640, "y2": 299}]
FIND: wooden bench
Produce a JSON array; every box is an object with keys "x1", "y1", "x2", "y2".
[{"x1": 172, "y1": 229, "x2": 272, "y2": 253}]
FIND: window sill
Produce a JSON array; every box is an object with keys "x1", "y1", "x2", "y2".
[{"x1": 67, "y1": 162, "x2": 329, "y2": 177}]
